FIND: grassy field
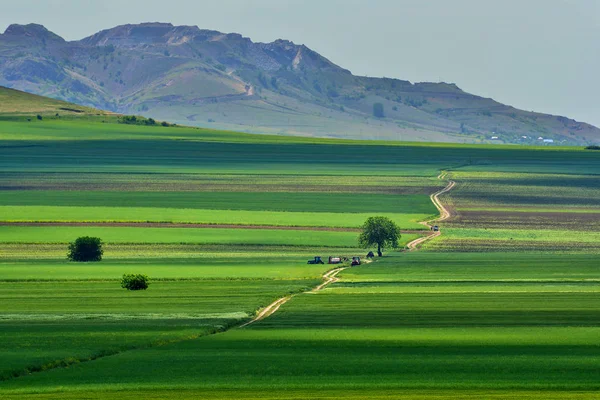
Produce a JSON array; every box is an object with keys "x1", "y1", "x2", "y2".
[
  {"x1": 4, "y1": 254, "x2": 600, "y2": 397},
  {"x1": 1, "y1": 96, "x2": 600, "y2": 398}
]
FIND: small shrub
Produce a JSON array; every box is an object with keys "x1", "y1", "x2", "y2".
[
  {"x1": 161, "y1": 121, "x2": 170, "y2": 127},
  {"x1": 585, "y1": 145, "x2": 600, "y2": 150},
  {"x1": 67, "y1": 236, "x2": 103, "y2": 262},
  {"x1": 121, "y1": 274, "x2": 149, "y2": 291},
  {"x1": 36, "y1": 115, "x2": 43, "y2": 120}
]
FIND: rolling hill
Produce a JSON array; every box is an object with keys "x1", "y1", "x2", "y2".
[
  {"x1": 0, "y1": 86, "x2": 106, "y2": 116},
  {"x1": 1, "y1": 22, "x2": 598, "y2": 145}
]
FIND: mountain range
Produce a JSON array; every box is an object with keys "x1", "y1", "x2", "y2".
[{"x1": 1, "y1": 22, "x2": 598, "y2": 144}]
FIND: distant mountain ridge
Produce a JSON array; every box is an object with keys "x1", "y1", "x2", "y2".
[{"x1": 1, "y1": 22, "x2": 598, "y2": 144}]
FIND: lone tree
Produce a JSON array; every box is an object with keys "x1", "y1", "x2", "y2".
[
  {"x1": 121, "y1": 274, "x2": 150, "y2": 291},
  {"x1": 359, "y1": 216, "x2": 401, "y2": 257},
  {"x1": 373, "y1": 103, "x2": 385, "y2": 118},
  {"x1": 67, "y1": 236, "x2": 103, "y2": 262}
]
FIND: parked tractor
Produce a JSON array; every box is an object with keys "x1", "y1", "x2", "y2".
[
  {"x1": 328, "y1": 256, "x2": 343, "y2": 264},
  {"x1": 432, "y1": 225, "x2": 440, "y2": 232},
  {"x1": 307, "y1": 256, "x2": 324, "y2": 265},
  {"x1": 351, "y1": 257, "x2": 361, "y2": 266}
]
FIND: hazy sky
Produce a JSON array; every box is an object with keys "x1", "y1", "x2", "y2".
[{"x1": 2, "y1": 0, "x2": 599, "y2": 126}]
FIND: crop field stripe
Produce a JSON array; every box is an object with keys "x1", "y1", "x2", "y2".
[
  {"x1": 0, "y1": 265, "x2": 351, "y2": 382},
  {"x1": 0, "y1": 206, "x2": 432, "y2": 230},
  {"x1": 0, "y1": 222, "x2": 430, "y2": 236}
]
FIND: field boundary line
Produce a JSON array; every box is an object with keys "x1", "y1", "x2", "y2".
[
  {"x1": 239, "y1": 267, "x2": 347, "y2": 328},
  {"x1": 407, "y1": 172, "x2": 455, "y2": 251}
]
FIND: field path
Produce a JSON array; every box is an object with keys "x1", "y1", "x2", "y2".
[
  {"x1": 242, "y1": 171, "x2": 455, "y2": 327},
  {"x1": 240, "y1": 267, "x2": 347, "y2": 328},
  {"x1": 406, "y1": 172, "x2": 455, "y2": 251}
]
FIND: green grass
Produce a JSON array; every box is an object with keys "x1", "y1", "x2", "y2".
[
  {"x1": 342, "y1": 252, "x2": 600, "y2": 282},
  {"x1": 0, "y1": 258, "x2": 333, "y2": 281},
  {"x1": 0, "y1": 190, "x2": 436, "y2": 214},
  {"x1": 440, "y1": 228, "x2": 600, "y2": 243},
  {"x1": 0, "y1": 226, "x2": 357, "y2": 246},
  {"x1": 4, "y1": 320, "x2": 600, "y2": 393},
  {"x1": 0, "y1": 206, "x2": 431, "y2": 230},
  {"x1": 2, "y1": 389, "x2": 598, "y2": 400},
  {"x1": 0, "y1": 279, "x2": 318, "y2": 381},
  {"x1": 0, "y1": 87, "x2": 101, "y2": 116},
  {"x1": 0, "y1": 280, "x2": 316, "y2": 316}
]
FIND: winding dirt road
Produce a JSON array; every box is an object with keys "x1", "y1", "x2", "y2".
[
  {"x1": 241, "y1": 172, "x2": 456, "y2": 327},
  {"x1": 240, "y1": 267, "x2": 347, "y2": 328},
  {"x1": 406, "y1": 172, "x2": 455, "y2": 251}
]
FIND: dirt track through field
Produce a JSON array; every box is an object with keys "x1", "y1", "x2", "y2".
[
  {"x1": 240, "y1": 267, "x2": 347, "y2": 328},
  {"x1": 241, "y1": 172, "x2": 456, "y2": 327},
  {"x1": 406, "y1": 172, "x2": 455, "y2": 251}
]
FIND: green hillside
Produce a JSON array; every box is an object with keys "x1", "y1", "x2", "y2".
[{"x1": 0, "y1": 86, "x2": 105, "y2": 116}]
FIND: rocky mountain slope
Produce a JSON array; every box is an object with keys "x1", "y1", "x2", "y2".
[{"x1": 1, "y1": 22, "x2": 598, "y2": 144}]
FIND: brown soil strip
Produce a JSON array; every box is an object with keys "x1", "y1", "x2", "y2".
[{"x1": 448, "y1": 210, "x2": 600, "y2": 231}]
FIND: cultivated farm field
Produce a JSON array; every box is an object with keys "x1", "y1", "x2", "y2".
[{"x1": 1, "y1": 101, "x2": 600, "y2": 399}]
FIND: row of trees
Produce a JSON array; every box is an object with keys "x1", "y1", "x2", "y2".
[{"x1": 119, "y1": 115, "x2": 171, "y2": 127}]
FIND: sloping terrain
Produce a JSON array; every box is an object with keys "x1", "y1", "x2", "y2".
[
  {"x1": 0, "y1": 86, "x2": 105, "y2": 116},
  {"x1": 1, "y1": 22, "x2": 598, "y2": 144}
]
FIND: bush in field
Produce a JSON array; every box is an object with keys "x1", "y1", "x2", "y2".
[
  {"x1": 359, "y1": 216, "x2": 401, "y2": 257},
  {"x1": 586, "y1": 145, "x2": 600, "y2": 150},
  {"x1": 121, "y1": 274, "x2": 150, "y2": 291},
  {"x1": 67, "y1": 236, "x2": 103, "y2": 262}
]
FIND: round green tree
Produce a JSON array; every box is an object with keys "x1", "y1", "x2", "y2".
[
  {"x1": 359, "y1": 216, "x2": 401, "y2": 257},
  {"x1": 67, "y1": 236, "x2": 104, "y2": 262},
  {"x1": 121, "y1": 274, "x2": 150, "y2": 291}
]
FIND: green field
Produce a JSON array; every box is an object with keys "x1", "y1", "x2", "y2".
[{"x1": 1, "y1": 97, "x2": 600, "y2": 399}]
